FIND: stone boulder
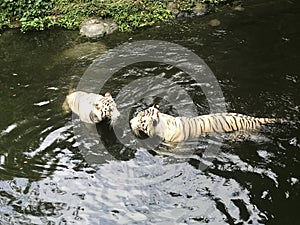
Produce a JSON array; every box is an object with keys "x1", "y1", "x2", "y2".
[{"x1": 80, "y1": 18, "x2": 118, "y2": 38}]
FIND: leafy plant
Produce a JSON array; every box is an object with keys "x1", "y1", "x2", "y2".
[
  {"x1": 53, "y1": 0, "x2": 104, "y2": 30},
  {"x1": 101, "y1": 0, "x2": 173, "y2": 31},
  {"x1": 0, "y1": 0, "x2": 227, "y2": 32},
  {"x1": 0, "y1": 0, "x2": 56, "y2": 31}
]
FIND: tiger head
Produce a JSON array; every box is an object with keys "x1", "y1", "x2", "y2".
[
  {"x1": 91, "y1": 92, "x2": 120, "y2": 124},
  {"x1": 130, "y1": 105, "x2": 161, "y2": 137}
]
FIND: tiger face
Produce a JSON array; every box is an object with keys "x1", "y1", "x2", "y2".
[
  {"x1": 130, "y1": 105, "x2": 160, "y2": 137},
  {"x1": 91, "y1": 92, "x2": 120, "y2": 124},
  {"x1": 63, "y1": 91, "x2": 120, "y2": 124}
]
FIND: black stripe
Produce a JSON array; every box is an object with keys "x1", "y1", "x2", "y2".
[
  {"x1": 216, "y1": 115, "x2": 227, "y2": 133},
  {"x1": 199, "y1": 117, "x2": 206, "y2": 133},
  {"x1": 221, "y1": 114, "x2": 233, "y2": 132},
  {"x1": 213, "y1": 115, "x2": 222, "y2": 132},
  {"x1": 253, "y1": 118, "x2": 259, "y2": 128},
  {"x1": 181, "y1": 118, "x2": 186, "y2": 141},
  {"x1": 256, "y1": 117, "x2": 263, "y2": 125},
  {"x1": 242, "y1": 116, "x2": 248, "y2": 130},
  {"x1": 239, "y1": 117, "x2": 245, "y2": 130},
  {"x1": 208, "y1": 116, "x2": 216, "y2": 132},
  {"x1": 250, "y1": 119, "x2": 255, "y2": 130},
  {"x1": 240, "y1": 117, "x2": 246, "y2": 130},
  {"x1": 249, "y1": 117, "x2": 254, "y2": 129},
  {"x1": 231, "y1": 116, "x2": 239, "y2": 131},
  {"x1": 188, "y1": 119, "x2": 192, "y2": 137},
  {"x1": 194, "y1": 118, "x2": 200, "y2": 134},
  {"x1": 245, "y1": 118, "x2": 250, "y2": 130},
  {"x1": 211, "y1": 115, "x2": 218, "y2": 132}
]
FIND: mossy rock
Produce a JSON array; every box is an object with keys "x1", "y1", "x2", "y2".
[
  {"x1": 79, "y1": 18, "x2": 118, "y2": 38},
  {"x1": 59, "y1": 41, "x2": 108, "y2": 61}
]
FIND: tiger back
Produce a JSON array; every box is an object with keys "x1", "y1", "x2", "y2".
[
  {"x1": 62, "y1": 91, "x2": 120, "y2": 124},
  {"x1": 130, "y1": 105, "x2": 283, "y2": 142}
]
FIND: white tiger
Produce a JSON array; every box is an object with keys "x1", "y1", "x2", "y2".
[
  {"x1": 130, "y1": 105, "x2": 283, "y2": 142},
  {"x1": 62, "y1": 91, "x2": 120, "y2": 124}
]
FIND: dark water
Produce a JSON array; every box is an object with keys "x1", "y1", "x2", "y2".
[{"x1": 0, "y1": 0, "x2": 299, "y2": 224}]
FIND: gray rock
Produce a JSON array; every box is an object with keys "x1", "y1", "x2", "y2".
[
  {"x1": 234, "y1": 5, "x2": 245, "y2": 12},
  {"x1": 52, "y1": 41, "x2": 108, "y2": 66},
  {"x1": 209, "y1": 19, "x2": 221, "y2": 27},
  {"x1": 80, "y1": 18, "x2": 118, "y2": 38},
  {"x1": 193, "y1": 3, "x2": 207, "y2": 16},
  {"x1": 167, "y1": 1, "x2": 179, "y2": 15},
  {"x1": 61, "y1": 42, "x2": 107, "y2": 60}
]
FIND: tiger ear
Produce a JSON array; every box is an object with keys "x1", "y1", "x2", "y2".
[
  {"x1": 105, "y1": 92, "x2": 111, "y2": 97},
  {"x1": 153, "y1": 104, "x2": 159, "y2": 109}
]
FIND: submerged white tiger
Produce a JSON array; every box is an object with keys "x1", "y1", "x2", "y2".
[
  {"x1": 130, "y1": 105, "x2": 283, "y2": 142},
  {"x1": 62, "y1": 91, "x2": 120, "y2": 124}
]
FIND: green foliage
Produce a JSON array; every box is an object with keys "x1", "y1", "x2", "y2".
[
  {"x1": 53, "y1": 0, "x2": 104, "y2": 30},
  {"x1": 0, "y1": 0, "x2": 227, "y2": 32},
  {"x1": 0, "y1": 0, "x2": 56, "y2": 31},
  {"x1": 204, "y1": 0, "x2": 227, "y2": 3},
  {"x1": 101, "y1": 0, "x2": 173, "y2": 31},
  {"x1": 177, "y1": 0, "x2": 197, "y2": 11},
  {"x1": 177, "y1": 0, "x2": 227, "y2": 12}
]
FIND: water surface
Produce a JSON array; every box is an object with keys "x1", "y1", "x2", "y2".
[{"x1": 0, "y1": 0, "x2": 299, "y2": 224}]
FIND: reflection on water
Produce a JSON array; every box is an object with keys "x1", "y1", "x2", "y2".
[{"x1": 0, "y1": 0, "x2": 300, "y2": 224}]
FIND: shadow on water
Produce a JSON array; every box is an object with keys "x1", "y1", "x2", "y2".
[{"x1": 0, "y1": 0, "x2": 300, "y2": 224}]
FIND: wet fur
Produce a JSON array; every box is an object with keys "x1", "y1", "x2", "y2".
[
  {"x1": 62, "y1": 91, "x2": 120, "y2": 124},
  {"x1": 130, "y1": 106, "x2": 283, "y2": 142}
]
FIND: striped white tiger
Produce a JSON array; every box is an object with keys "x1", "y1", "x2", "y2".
[
  {"x1": 62, "y1": 91, "x2": 120, "y2": 124},
  {"x1": 130, "y1": 105, "x2": 283, "y2": 142}
]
